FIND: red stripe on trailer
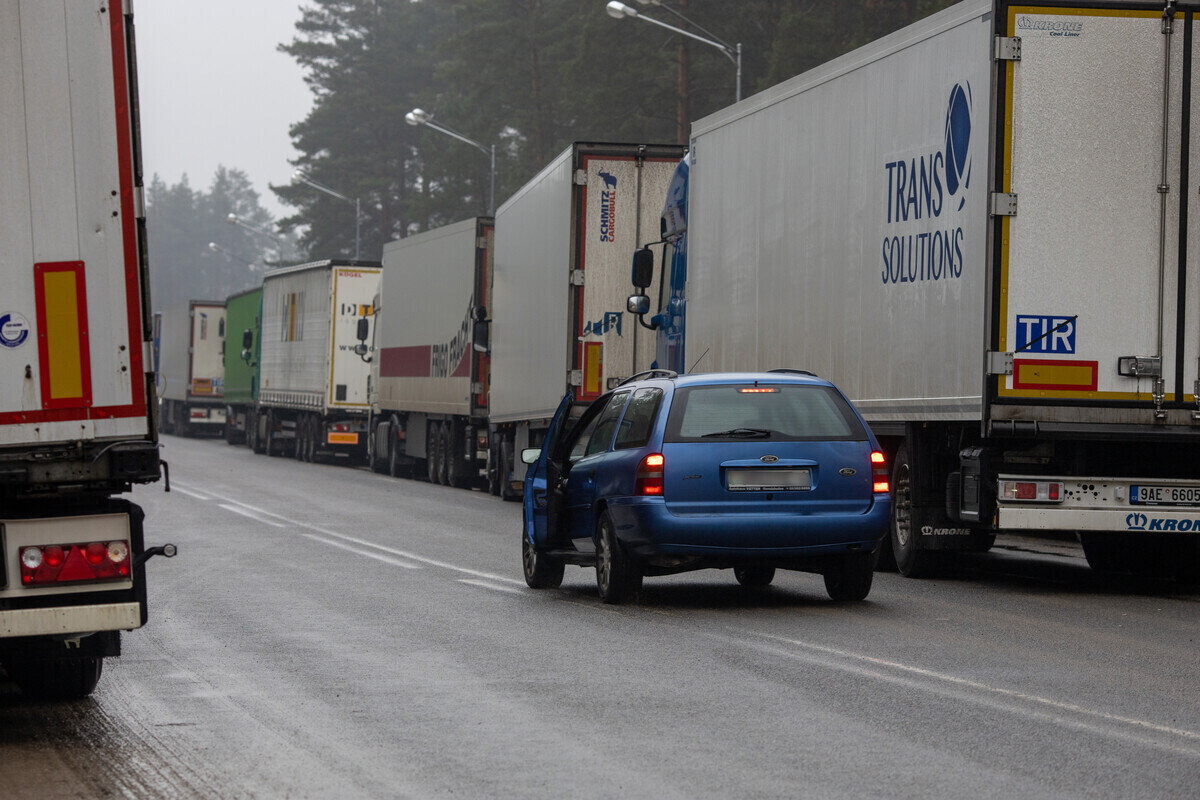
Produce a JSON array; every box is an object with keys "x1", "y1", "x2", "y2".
[
  {"x1": 450, "y1": 348, "x2": 471, "y2": 378},
  {"x1": 379, "y1": 345, "x2": 433, "y2": 377}
]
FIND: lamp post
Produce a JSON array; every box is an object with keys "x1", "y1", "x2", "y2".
[
  {"x1": 405, "y1": 108, "x2": 496, "y2": 216},
  {"x1": 208, "y1": 241, "x2": 258, "y2": 271},
  {"x1": 292, "y1": 169, "x2": 362, "y2": 260},
  {"x1": 605, "y1": 0, "x2": 742, "y2": 103}
]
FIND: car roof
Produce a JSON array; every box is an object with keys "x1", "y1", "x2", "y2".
[{"x1": 624, "y1": 371, "x2": 835, "y2": 390}]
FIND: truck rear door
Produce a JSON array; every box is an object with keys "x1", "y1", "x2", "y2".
[{"x1": 992, "y1": 3, "x2": 1193, "y2": 425}]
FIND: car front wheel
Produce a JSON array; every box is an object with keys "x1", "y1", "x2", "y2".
[
  {"x1": 522, "y1": 531, "x2": 564, "y2": 589},
  {"x1": 596, "y1": 511, "x2": 641, "y2": 604}
]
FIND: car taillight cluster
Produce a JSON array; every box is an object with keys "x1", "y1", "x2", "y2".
[
  {"x1": 871, "y1": 451, "x2": 889, "y2": 493},
  {"x1": 19, "y1": 540, "x2": 131, "y2": 586},
  {"x1": 999, "y1": 480, "x2": 1063, "y2": 503},
  {"x1": 636, "y1": 453, "x2": 665, "y2": 496}
]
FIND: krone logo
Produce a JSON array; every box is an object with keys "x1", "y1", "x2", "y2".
[{"x1": 1126, "y1": 513, "x2": 1148, "y2": 530}]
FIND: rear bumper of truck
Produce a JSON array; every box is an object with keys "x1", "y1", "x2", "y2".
[
  {"x1": 996, "y1": 475, "x2": 1200, "y2": 534},
  {"x1": 1, "y1": 602, "x2": 142, "y2": 638}
]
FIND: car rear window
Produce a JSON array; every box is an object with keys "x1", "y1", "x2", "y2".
[{"x1": 664, "y1": 384, "x2": 866, "y2": 442}]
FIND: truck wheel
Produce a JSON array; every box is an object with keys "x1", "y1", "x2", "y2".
[
  {"x1": 266, "y1": 411, "x2": 281, "y2": 457},
  {"x1": 446, "y1": 421, "x2": 469, "y2": 488},
  {"x1": 824, "y1": 553, "x2": 875, "y2": 601},
  {"x1": 425, "y1": 422, "x2": 440, "y2": 483},
  {"x1": 294, "y1": 415, "x2": 307, "y2": 461},
  {"x1": 522, "y1": 530, "x2": 565, "y2": 589},
  {"x1": 734, "y1": 565, "x2": 775, "y2": 587},
  {"x1": 487, "y1": 434, "x2": 502, "y2": 495},
  {"x1": 890, "y1": 445, "x2": 941, "y2": 578},
  {"x1": 1080, "y1": 532, "x2": 1194, "y2": 579},
  {"x1": 437, "y1": 423, "x2": 451, "y2": 485},
  {"x1": 499, "y1": 438, "x2": 518, "y2": 501},
  {"x1": 7, "y1": 656, "x2": 103, "y2": 700},
  {"x1": 596, "y1": 511, "x2": 642, "y2": 604}
]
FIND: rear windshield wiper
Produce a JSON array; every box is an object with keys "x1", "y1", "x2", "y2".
[{"x1": 700, "y1": 428, "x2": 772, "y2": 438}]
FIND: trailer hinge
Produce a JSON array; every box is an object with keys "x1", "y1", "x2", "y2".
[
  {"x1": 993, "y1": 36, "x2": 1022, "y2": 61},
  {"x1": 986, "y1": 351, "x2": 1013, "y2": 376},
  {"x1": 573, "y1": 169, "x2": 588, "y2": 186},
  {"x1": 143, "y1": 341, "x2": 153, "y2": 370},
  {"x1": 133, "y1": 185, "x2": 146, "y2": 219},
  {"x1": 476, "y1": 236, "x2": 488, "y2": 249},
  {"x1": 568, "y1": 369, "x2": 583, "y2": 387},
  {"x1": 570, "y1": 269, "x2": 585, "y2": 286},
  {"x1": 471, "y1": 382, "x2": 485, "y2": 395},
  {"x1": 990, "y1": 192, "x2": 1018, "y2": 217}
]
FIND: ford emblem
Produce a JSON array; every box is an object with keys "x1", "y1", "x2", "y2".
[
  {"x1": 839, "y1": 468, "x2": 856, "y2": 476},
  {"x1": 760, "y1": 455, "x2": 779, "y2": 464}
]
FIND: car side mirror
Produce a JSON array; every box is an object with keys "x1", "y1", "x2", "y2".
[
  {"x1": 520, "y1": 448, "x2": 541, "y2": 465},
  {"x1": 631, "y1": 247, "x2": 655, "y2": 290},
  {"x1": 356, "y1": 317, "x2": 369, "y2": 342},
  {"x1": 473, "y1": 319, "x2": 490, "y2": 354},
  {"x1": 627, "y1": 294, "x2": 650, "y2": 315}
]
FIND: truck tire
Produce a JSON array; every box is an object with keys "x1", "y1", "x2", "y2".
[
  {"x1": 1080, "y1": 532, "x2": 1196, "y2": 579},
  {"x1": 437, "y1": 423, "x2": 451, "y2": 485},
  {"x1": 890, "y1": 444, "x2": 942, "y2": 578},
  {"x1": 294, "y1": 415, "x2": 307, "y2": 462},
  {"x1": 446, "y1": 420, "x2": 469, "y2": 488},
  {"x1": 266, "y1": 411, "x2": 282, "y2": 457},
  {"x1": 6, "y1": 656, "x2": 103, "y2": 700},
  {"x1": 487, "y1": 434, "x2": 502, "y2": 495},
  {"x1": 426, "y1": 422, "x2": 440, "y2": 483},
  {"x1": 499, "y1": 437, "x2": 519, "y2": 501},
  {"x1": 824, "y1": 553, "x2": 875, "y2": 601}
]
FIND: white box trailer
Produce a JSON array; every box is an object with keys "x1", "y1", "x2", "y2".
[
  {"x1": 491, "y1": 142, "x2": 686, "y2": 495},
  {"x1": 676, "y1": 0, "x2": 1200, "y2": 577},
  {"x1": 254, "y1": 260, "x2": 381, "y2": 462},
  {"x1": 370, "y1": 217, "x2": 494, "y2": 488},
  {"x1": 0, "y1": 0, "x2": 171, "y2": 700},
  {"x1": 157, "y1": 300, "x2": 226, "y2": 435}
]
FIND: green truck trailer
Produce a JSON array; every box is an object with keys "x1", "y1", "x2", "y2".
[{"x1": 223, "y1": 286, "x2": 262, "y2": 446}]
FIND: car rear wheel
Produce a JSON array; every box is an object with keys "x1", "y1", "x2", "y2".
[
  {"x1": 596, "y1": 511, "x2": 641, "y2": 604},
  {"x1": 824, "y1": 553, "x2": 874, "y2": 601},
  {"x1": 522, "y1": 531, "x2": 564, "y2": 589},
  {"x1": 734, "y1": 565, "x2": 775, "y2": 588}
]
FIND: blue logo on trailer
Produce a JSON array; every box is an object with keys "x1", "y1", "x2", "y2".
[
  {"x1": 0, "y1": 313, "x2": 30, "y2": 348},
  {"x1": 945, "y1": 83, "x2": 972, "y2": 210}
]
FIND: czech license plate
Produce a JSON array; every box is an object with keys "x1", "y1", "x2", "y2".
[
  {"x1": 1130, "y1": 485, "x2": 1200, "y2": 506},
  {"x1": 726, "y1": 468, "x2": 811, "y2": 492}
]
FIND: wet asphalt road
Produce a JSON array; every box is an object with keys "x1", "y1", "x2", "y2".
[{"x1": 2, "y1": 434, "x2": 1199, "y2": 799}]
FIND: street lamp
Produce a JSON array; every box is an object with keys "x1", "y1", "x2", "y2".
[
  {"x1": 605, "y1": 0, "x2": 742, "y2": 102},
  {"x1": 405, "y1": 108, "x2": 497, "y2": 215},
  {"x1": 208, "y1": 241, "x2": 258, "y2": 271},
  {"x1": 226, "y1": 213, "x2": 281, "y2": 244},
  {"x1": 292, "y1": 169, "x2": 362, "y2": 260}
]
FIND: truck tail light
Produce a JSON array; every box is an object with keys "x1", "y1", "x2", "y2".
[
  {"x1": 999, "y1": 480, "x2": 1064, "y2": 503},
  {"x1": 636, "y1": 453, "x2": 665, "y2": 496},
  {"x1": 19, "y1": 540, "x2": 131, "y2": 586},
  {"x1": 871, "y1": 451, "x2": 889, "y2": 493}
]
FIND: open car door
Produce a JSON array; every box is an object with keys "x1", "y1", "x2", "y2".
[{"x1": 523, "y1": 393, "x2": 577, "y2": 549}]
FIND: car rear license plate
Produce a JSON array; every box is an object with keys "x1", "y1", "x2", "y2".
[
  {"x1": 1130, "y1": 485, "x2": 1200, "y2": 506},
  {"x1": 726, "y1": 468, "x2": 811, "y2": 491}
]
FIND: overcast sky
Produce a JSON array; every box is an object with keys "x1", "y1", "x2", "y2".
[{"x1": 135, "y1": 1, "x2": 311, "y2": 219}]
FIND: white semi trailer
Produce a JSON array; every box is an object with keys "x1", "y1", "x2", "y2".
[
  {"x1": 253, "y1": 260, "x2": 381, "y2": 462},
  {"x1": 370, "y1": 218, "x2": 495, "y2": 489},
  {"x1": 158, "y1": 300, "x2": 226, "y2": 436},
  {"x1": 0, "y1": 0, "x2": 173, "y2": 699},
  {"x1": 490, "y1": 142, "x2": 686, "y2": 497},
  {"x1": 650, "y1": 0, "x2": 1200, "y2": 577}
]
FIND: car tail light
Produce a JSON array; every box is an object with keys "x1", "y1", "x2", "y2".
[
  {"x1": 738, "y1": 387, "x2": 777, "y2": 393},
  {"x1": 1000, "y1": 480, "x2": 1064, "y2": 503},
  {"x1": 871, "y1": 451, "x2": 889, "y2": 493},
  {"x1": 636, "y1": 453, "x2": 665, "y2": 496},
  {"x1": 19, "y1": 540, "x2": 132, "y2": 586}
]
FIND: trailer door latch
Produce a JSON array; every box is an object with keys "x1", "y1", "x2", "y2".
[
  {"x1": 1117, "y1": 356, "x2": 1161, "y2": 378},
  {"x1": 570, "y1": 269, "x2": 585, "y2": 286},
  {"x1": 568, "y1": 370, "x2": 583, "y2": 387}
]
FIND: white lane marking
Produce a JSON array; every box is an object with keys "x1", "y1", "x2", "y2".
[
  {"x1": 218, "y1": 503, "x2": 285, "y2": 528},
  {"x1": 733, "y1": 630, "x2": 1200, "y2": 757},
  {"x1": 172, "y1": 486, "x2": 213, "y2": 501},
  {"x1": 182, "y1": 484, "x2": 524, "y2": 587},
  {"x1": 458, "y1": 579, "x2": 525, "y2": 595},
  {"x1": 301, "y1": 533, "x2": 421, "y2": 569}
]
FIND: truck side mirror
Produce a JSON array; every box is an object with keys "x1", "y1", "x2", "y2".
[
  {"x1": 356, "y1": 317, "x2": 369, "y2": 342},
  {"x1": 627, "y1": 294, "x2": 650, "y2": 315},
  {"x1": 242, "y1": 328, "x2": 253, "y2": 350},
  {"x1": 470, "y1": 305, "x2": 488, "y2": 323},
  {"x1": 631, "y1": 247, "x2": 655, "y2": 290},
  {"x1": 472, "y1": 319, "x2": 490, "y2": 353}
]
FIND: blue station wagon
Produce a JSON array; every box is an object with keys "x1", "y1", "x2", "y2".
[{"x1": 521, "y1": 370, "x2": 892, "y2": 603}]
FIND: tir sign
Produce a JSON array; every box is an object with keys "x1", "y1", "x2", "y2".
[{"x1": 1016, "y1": 315, "x2": 1076, "y2": 354}]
